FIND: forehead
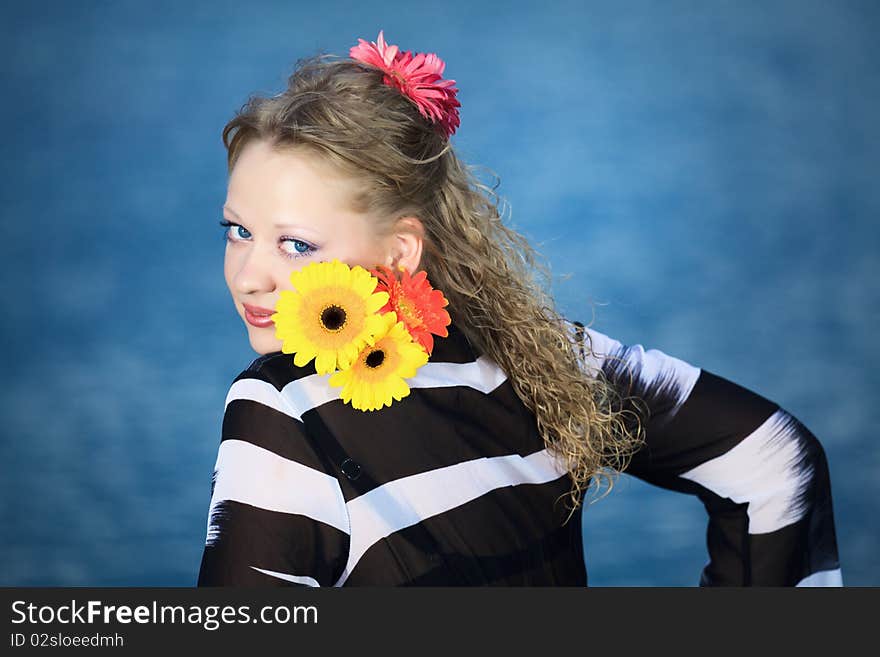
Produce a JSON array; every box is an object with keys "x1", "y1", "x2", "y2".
[{"x1": 226, "y1": 139, "x2": 364, "y2": 223}]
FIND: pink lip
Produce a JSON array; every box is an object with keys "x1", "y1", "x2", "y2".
[{"x1": 242, "y1": 303, "x2": 276, "y2": 329}]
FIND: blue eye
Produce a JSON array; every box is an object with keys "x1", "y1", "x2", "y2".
[
  {"x1": 219, "y1": 219, "x2": 318, "y2": 260},
  {"x1": 219, "y1": 219, "x2": 250, "y2": 241},
  {"x1": 281, "y1": 238, "x2": 318, "y2": 259}
]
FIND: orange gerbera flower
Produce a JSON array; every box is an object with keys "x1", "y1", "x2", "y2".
[{"x1": 371, "y1": 265, "x2": 451, "y2": 355}]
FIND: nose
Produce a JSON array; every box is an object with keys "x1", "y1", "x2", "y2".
[{"x1": 231, "y1": 242, "x2": 277, "y2": 297}]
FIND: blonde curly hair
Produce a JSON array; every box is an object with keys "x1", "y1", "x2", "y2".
[{"x1": 221, "y1": 53, "x2": 647, "y2": 523}]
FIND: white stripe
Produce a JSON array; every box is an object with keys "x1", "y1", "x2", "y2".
[
  {"x1": 205, "y1": 439, "x2": 350, "y2": 544},
  {"x1": 573, "y1": 324, "x2": 619, "y2": 373},
  {"x1": 795, "y1": 568, "x2": 843, "y2": 587},
  {"x1": 333, "y1": 448, "x2": 568, "y2": 586},
  {"x1": 279, "y1": 373, "x2": 337, "y2": 422},
  {"x1": 250, "y1": 566, "x2": 321, "y2": 587},
  {"x1": 277, "y1": 355, "x2": 508, "y2": 420},
  {"x1": 577, "y1": 325, "x2": 700, "y2": 414},
  {"x1": 408, "y1": 355, "x2": 508, "y2": 392},
  {"x1": 224, "y1": 378, "x2": 292, "y2": 417},
  {"x1": 679, "y1": 409, "x2": 814, "y2": 534}
]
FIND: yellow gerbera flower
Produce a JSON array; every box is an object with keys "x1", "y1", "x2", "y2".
[
  {"x1": 328, "y1": 311, "x2": 429, "y2": 411},
  {"x1": 271, "y1": 259, "x2": 390, "y2": 375}
]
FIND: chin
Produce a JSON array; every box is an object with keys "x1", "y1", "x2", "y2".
[{"x1": 247, "y1": 328, "x2": 283, "y2": 355}]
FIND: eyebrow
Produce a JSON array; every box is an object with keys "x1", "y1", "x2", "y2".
[{"x1": 222, "y1": 205, "x2": 309, "y2": 230}]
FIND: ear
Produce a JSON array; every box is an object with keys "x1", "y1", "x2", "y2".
[{"x1": 384, "y1": 216, "x2": 424, "y2": 273}]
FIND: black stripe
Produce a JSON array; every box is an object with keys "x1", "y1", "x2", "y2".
[
  {"x1": 345, "y1": 478, "x2": 586, "y2": 586},
  {"x1": 625, "y1": 369, "x2": 779, "y2": 479},
  {"x1": 697, "y1": 508, "x2": 842, "y2": 587},
  {"x1": 221, "y1": 398, "x2": 326, "y2": 472},
  {"x1": 197, "y1": 499, "x2": 349, "y2": 587},
  {"x1": 748, "y1": 512, "x2": 841, "y2": 585},
  {"x1": 301, "y1": 381, "x2": 547, "y2": 500}
]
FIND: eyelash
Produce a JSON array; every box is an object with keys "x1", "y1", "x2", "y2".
[{"x1": 219, "y1": 219, "x2": 318, "y2": 260}]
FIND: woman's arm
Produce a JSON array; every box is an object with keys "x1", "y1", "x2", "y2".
[
  {"x1": 570, "y1": 321, "x2": 843, "y2": 586},
  {"x1": 197, "y1": 365, "x2": 351, "y2": 586}
]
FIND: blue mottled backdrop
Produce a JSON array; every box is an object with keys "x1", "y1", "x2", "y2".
[{"x1": 1, "y1": 0, "x2": 876, "y2": 586}]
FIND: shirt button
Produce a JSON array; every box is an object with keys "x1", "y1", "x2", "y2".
[{"x1": 340, "y1": 458, "x2": 362, "y2": 481}]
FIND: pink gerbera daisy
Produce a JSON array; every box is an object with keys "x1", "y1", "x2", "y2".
[{"x1": 349, "y1": 30, "x2": 461, "y2": 138}]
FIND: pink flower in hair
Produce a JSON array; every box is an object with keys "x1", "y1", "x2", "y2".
[{"x1": 349, "y1": 30, "x2": 461, "y2": 138}]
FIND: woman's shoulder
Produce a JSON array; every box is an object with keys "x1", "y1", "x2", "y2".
[
  {"x1": 232, "y1": 350, "x2": 315, "y2": 391},
  {"x1": 220, "y1": 352, "x2": 335, "y2": 475},
  {"x1": 219, "y1": 351, "x2": 322, "y2": 432}
]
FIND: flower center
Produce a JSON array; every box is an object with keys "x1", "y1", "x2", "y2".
[
  {"x1": 365, "y1": 349, "x2": 386, "y2": 369},
  {"x1": 397, "y1": 297, "x2": 423, "y2": 327},
  {"x1": 320, "y1": 305, "x2": 347, "y2": 332}
]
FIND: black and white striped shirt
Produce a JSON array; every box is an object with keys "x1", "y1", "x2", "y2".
[{"x1": 197, "y1": 321, "x2": 843, "y2": 586}]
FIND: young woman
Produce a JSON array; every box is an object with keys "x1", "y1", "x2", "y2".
[{"x1": 197, "y1": 31, "x2": 842, "y2": 587}]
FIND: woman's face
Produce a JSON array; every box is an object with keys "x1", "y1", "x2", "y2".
[{"x1": 223, "y1": 139, "x2": 397, "y2": 355}]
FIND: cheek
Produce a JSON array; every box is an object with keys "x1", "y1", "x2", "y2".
[
  {"x1": 223, "y1": 247, "x2": 235, "y2": 294},
  {"x1": 275, "y1": 254, "x2": 302, "y2": 282},
  {"x1": 348, "y1": 236, "x2": 390, "y2": 270}
]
